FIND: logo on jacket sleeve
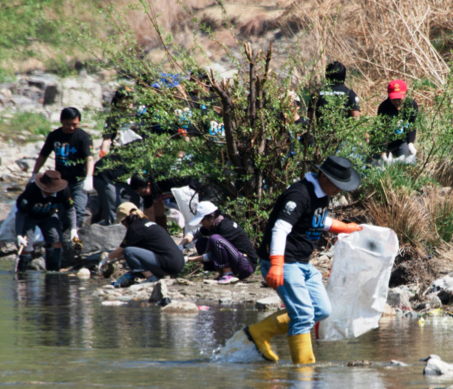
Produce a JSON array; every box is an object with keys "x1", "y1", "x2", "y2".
[{"x1": 284, "y1": 201, "x2": 297, "y2": 215}]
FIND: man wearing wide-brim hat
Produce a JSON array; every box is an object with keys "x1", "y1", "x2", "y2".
[
  {"x1": 245, "y1": 156, "x2": 362, "y2": 364},
  {"x1": 15, "y1": 170, "x2": 79, "y2": 272}
]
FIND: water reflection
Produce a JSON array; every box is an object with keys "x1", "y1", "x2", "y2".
[{"x1": 3, "y1": 268, "x2": 453, "y2": 388}]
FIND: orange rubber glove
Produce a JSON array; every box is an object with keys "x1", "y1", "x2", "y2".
[
  {"x1": 100, "y1": 150, "x2": 107, "y2": 158},
  {"x1": 329, "y1": 220, "x2": 362, "y2": 234},
  {"x1": 266, "y1": 255, "x2": 285, "y2": 289}
]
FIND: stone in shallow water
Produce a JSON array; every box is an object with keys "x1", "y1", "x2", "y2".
[
  {"x1": 76, "y1": 268, "x2": 90, "y2": 278},
  {"x1": 101, "y1": 300, "x2": 128, "y2": 306},
  {"x1": 161, "y1": 301, "x2": 198, "y2": 314},
  {"x1": 347, "y1": 360, "x2": 371, "y2": 367},
  {"x1": 149, "y1": 280, "x2": 168, "y2": 302},
  {"x1": 255, "y1": 296, "x2": 282, "y2": 310},
  {"x1": 118, "y1": 295, "x2": 134, "y2": 302}
]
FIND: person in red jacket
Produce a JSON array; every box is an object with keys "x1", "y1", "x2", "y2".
[{"x1": 247, "y1": 156, "x2": 362, "y2": 364}]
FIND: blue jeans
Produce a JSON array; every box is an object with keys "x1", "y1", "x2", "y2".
[
  {"x1": 261, "y1": 260, "x2": 332, "y2": 336},
  {"x1": 59, "y1": 180, "x2": 87, "y2": 228},
  {"x1": 123, "y1": 246, "x2": 168, "y2": 278}
]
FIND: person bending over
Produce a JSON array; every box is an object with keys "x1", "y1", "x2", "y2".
[
  {"x1": 15, "y1": 170, "x2": 78, "y2": 272},
  {"x1": 374, "y1": 79, "x2": 418, "y2": 163},
  {"x1": 99, "y1": 202, "x2": 184, "y2": 287},
  {"x1": 246, "y1": 156, "x2": 362, "y2": 364},
  {"x1": 179, "y1": 201, "x2": 258, "y2": 283}
]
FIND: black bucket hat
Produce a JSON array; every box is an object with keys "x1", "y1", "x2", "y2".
[{"x1": 315, "y1": 156, "x2": 361, "y2": 192}]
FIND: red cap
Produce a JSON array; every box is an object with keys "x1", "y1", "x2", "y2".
[{"x1": 388, "y1": 80, "x2": 407, "y2": 100}]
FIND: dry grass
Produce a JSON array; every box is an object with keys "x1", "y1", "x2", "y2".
[
  {"x1": 365, "y1": 186, "x2": 453, "y2": 247},
  {"x1": 427, "y1": 159, "x2": 453, "y2": 187},
  {"x1": 268, "y1": 0, "x2": 453, "y2": 111},
  {"x1": 365, "y1": 189, "x2": 437, "y2": 247}
]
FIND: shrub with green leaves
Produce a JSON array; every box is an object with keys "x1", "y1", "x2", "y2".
[{"x1": 68, "y1": 0, "x2": 453, "y2": 249}]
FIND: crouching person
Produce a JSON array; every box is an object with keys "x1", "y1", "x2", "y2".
[
  {"x1": 15, "y1": 171, "x2": 78, "y2": 272},
  {"x1": 99, "y1": 202, "x2": 185, "y2": 287},
  {"x1": 179, "y1": 201, "x2": 258, "y2": 283}
]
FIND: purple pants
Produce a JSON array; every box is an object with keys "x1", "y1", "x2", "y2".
[{"x1": 195, "y1": 234, "x2": 254, "y2": 280}]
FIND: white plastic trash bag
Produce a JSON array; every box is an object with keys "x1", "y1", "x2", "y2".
[
  {"x1": 318, "y1": 224, "x2": 399, "y2": 341},
  {"x1": 0, "y1": 205, "x2": 44, "y2": 244},
  {"x1": 165, "y1": 207, "x2": 185, "y2": 230},
  {"x1": 171, "y1": 186, "x2": 199, "y2": 237},
  {"x1": 118, "y1": 123, "x2": 142, "y2": 146}
]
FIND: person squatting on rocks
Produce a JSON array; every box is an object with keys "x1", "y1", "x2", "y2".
[
  {"x1": 179, "y1": 201, "x2": 258, "y2": 284},
  {"x1": 245, "y1": 156, "x2": 362, "y2": 364},
  {"x1": 98, "y1": 202, "x2": 185, "y2": 287},
  {"x1": 373, "y1": 79, "x2": 418, "y2": 164},
  {"x1": 31, "y1": 107, "x2": 94, "y2": 228},
  {"x1": 15, "y1": 170, "x2": 78, "y2": 272}
]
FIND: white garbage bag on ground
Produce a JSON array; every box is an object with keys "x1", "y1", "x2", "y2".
[
  {"x1": 0, "y1": 205, "x2": 44, "y2": 244},
  {"x1": 171, "y1": 186, "x2": 199, "y2": 237},
  {"x1": 319, "y1": 224, "x2": 399, "y2": 341},
  {"x1": 165, "y1": 207, "x2": 185, "y2": 230}
]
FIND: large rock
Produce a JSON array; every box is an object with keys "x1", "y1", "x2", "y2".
[
  {"x1": 78, "y1": 223, "x2": 125, "y2": 253},
  {"x1": 255, "y1": 295, "x2": 282, "y2": 310},
  {"x1": 62, "y1": 223, "x2": 125, "y2": 267},
  {"x1": 61, "y1": 78, "x2": 103, "y2": 109},
  {"x1": 161, "y1": 301, "x2": 198, "y2": 314},
  {"x1": 387, "y1": 288, "x2": 411, "y2": 309}
]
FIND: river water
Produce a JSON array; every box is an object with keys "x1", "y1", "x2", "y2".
[{"x1": 1, "y1": 263, "x2": 453, "y2": 389}]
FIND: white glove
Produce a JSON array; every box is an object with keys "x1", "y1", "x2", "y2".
[
  {"x1": 29, "y1": 173, "x2": 36, "y2": 183},
  {"x1": 383, "y1": 152, "x2": 394, "y2": 165},
  {"x1": 178, "y1": 244, "x2": 184, "y2": 252},
  {"x1": 408, "y1": 143, "x2": 417, "y2": 156},
  {"x1": 70, "y1": 229, "x2": 79, "y2": 241},
  {"x1": 82, "y1": 175, "x2": 93, "y2": 193},
  {"x1": 381, "y1": 153, "x2": 389, "y2": 163},
  {"x1": 17, "y1": 235, "x2": 27, "y2": 248},
  {"x1": 98, "y1": 252, "x2": 109, "y2": 273}
]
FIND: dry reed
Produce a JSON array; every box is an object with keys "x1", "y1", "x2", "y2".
[
  {"x1": 366, "y1": 185, "x2": 453, "y2": 247},
  {"x1": 365, "y1": 189, "x2": 437, "y2": 247}
]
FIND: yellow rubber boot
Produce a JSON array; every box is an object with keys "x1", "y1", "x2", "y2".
[
  {"x1": 245, "y1": 309, "x2": 290, "y2": 362},
  {"x1": 288, "y1": 333, "x2": 316, "y2": 364}
]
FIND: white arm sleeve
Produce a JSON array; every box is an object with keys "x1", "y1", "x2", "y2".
[
  {"x1": 270, "y1": 219, "x2": 293, "y2": 256},
  {"x1": 323, "y1": 216, "x2": 333, "y2": 231}
]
